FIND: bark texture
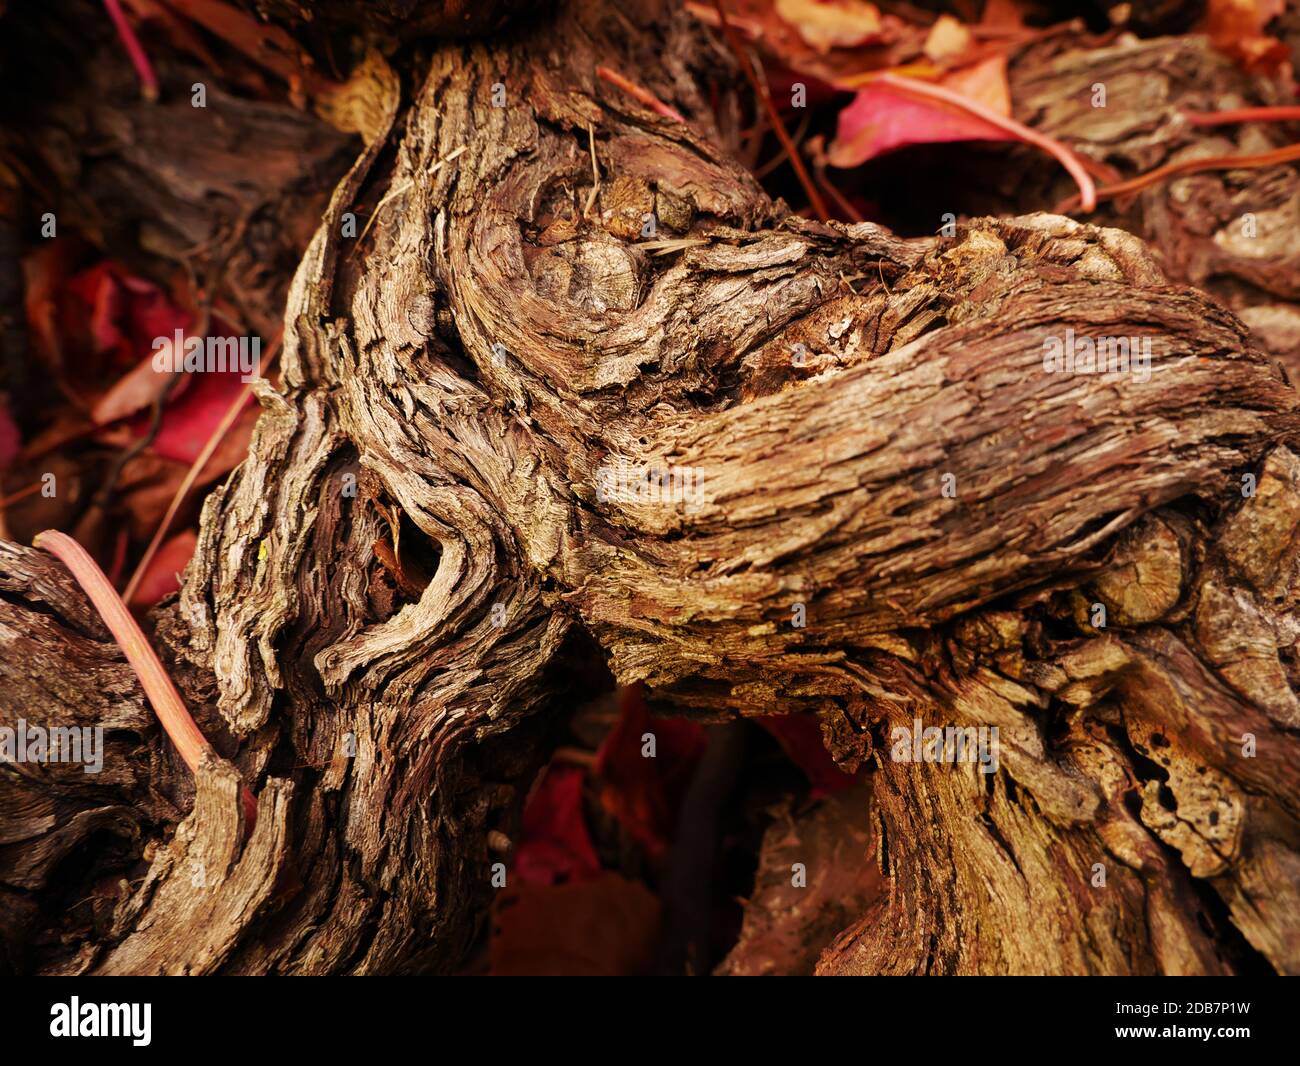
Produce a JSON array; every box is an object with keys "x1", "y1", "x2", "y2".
[
  {"x1": 3, "y1": 0, "x2": 1300, "y2": 975},
  {"x1": 1010, "y1": 32, "x2": 1300, "y2": 372}
]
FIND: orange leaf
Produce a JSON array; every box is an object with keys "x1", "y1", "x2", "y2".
[
  {"x1": 1200, "y1": 0, "x2": 1291, "y2": 73},
  {"x1": 943, "y1": 53, "x2": 1011, "y2": 117}
]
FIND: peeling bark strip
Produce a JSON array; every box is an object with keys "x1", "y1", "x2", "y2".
[{"x1": 3, "y1": 0, "x2": 1300, "y2": 975}]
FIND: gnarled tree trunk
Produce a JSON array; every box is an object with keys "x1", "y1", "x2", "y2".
[{"x1": 3, "y1": 0, "x2": 1300, "y2": 975}]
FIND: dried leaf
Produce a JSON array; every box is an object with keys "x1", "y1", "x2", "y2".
[
  {"x1": 515, "y1": 764, "x2": 602, "y2": 887},
  {"x1": 151, "y1": 379, "x2": 258, "y2": 471},
  {"x1": 90, "y1": 347, "x2": 182, "y2": 426},
  {"x1": 1201, "y1": 0, "x2": 1291, "y2": 73},
  {"x1": 25, "y1": 250, "x2": 191, "y2": 416},
  {"x1": 594, "y1": 685, "x2": 706, "y2": 862},
  {"x1": 489, "y1": 872, "x2": 661, "y2": 976},
  {"x1": 127, "y1": 529, "x2": 196, "y2": 607},
  {"x1": 758, "y1": 714, "x2": 858, "y2": 796},
  {"x1": 774, "y1": 0, "x2": 886, "y2": 52},
  {"x1": 314, "y1": 50, "x2": 400, "y2": 141},
  {"x1": 923, "y1": 14, "x2": 974, "y2": 64},
  {"x1": 689, "y1": 0, "x2": 919, "y2": 88},
  {"x1": 829, "y1": 59, "x2": 1015, "y2": 168}
]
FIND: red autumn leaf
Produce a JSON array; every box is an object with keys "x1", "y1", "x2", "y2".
[
  {"x1": 514, "y1": 764, "x2": 602, "y2": 887},
  {"x1": 0, "y1": 400, "x2": 20, "y2": 469},
  {"x1": 96, "y1": 316, "x2": 261, "y2": 476},
  {"x1": 140, "y1": 362, "x2": 251, "y2": 468},
  {"x1": 59, "y1": 261, "x2": 190, "y2": 378},
  {"x1": 758, "y1": 713, "x2": 858, "y2": 796},
  {"x1": 126, "y1": 529, "x2": 197, "y2": 607},
  {"x1": 488, "y1": 871, "x2": 661, "y2": 976},
  {"x1": 829, "y1": 56, "x2": 1015, "y2": 168},
  {"x1": 24, "y1": 247, "x2": 194, "y2": 423},
  {"x1": 594, "y1": 684, "x2": 706, "y2": 862}
]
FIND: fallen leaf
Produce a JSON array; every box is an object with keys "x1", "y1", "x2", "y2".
[
  {"x1": 980, "y1": 0, "x2": 1026, "y2": 31},
  {"x1": 514, "y1": 764, "x2": 602, "y2": 887},
  {"x1": 923, "y1": 14, "x2": 973, "y2": 64},
  {"x1": 595, "y1": 684, "x2": 706, "y2": 863},
  {"x1": 148, "y1": 372, "x2": 255, "y2": 469},
  {"x1": 688, "y1": 0, "x2": 919, "y2": 88},
  {"x1": 774, "y1": 0, "x2": 886, "y2": 52},
  {"x1": 24, "y1": 248, "x2": 192, "y2": 409},
  {"x1": 0, "y1": 453, "x2": 82, "y2": 544},
  {"x1": 489, "y1": 872, "x2": 661, "y2": 976},
  {"x1": 758, "y1": 713, "x2": 858, "y2": 796},
  {"x1": 943, "y1": 53, "x2": 1011, "y2": 116},
  {"x1": 109, "y1": 452, "x2": 193, "y2": 543},
  {"x1": 1201, "y1": 0, "x2": 1291, "y2": 73},
  {"x1": 22, "y1": 240, "x2": 80, "y2": 371},
  {"x1": 828, "y1": 58, "x2": 1015, "y2": 168},
  {"x1": 127, "y1": 529, "x2": 196, "y2": 607},
  {"x1": 161, "y1": 0, "x2": 336, "y2": 97},
  {"x1": 61, "y1": 262, "x2": 189, "y2": 377},
  {"x1": 0, "y1": 399, "x2": 20, "y2": 469},
  {"x1": 90, "y1": 345, "x2": 185, "y2": 426}
]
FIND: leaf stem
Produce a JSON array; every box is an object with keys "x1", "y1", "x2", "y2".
[
  {"x1": 122, "y1": 331, "x2": 280, "y2": 604},
  {"x1": 102, "y1": 0, "x2": 160, "y2": 101},
  {"x1": 869, "y1": 72, "x2": 1096, "y2": 212},
  {"x1": 1056, "y1": 142, "x2": 1300, "y2": 211},
  {"x1": 36, "y1": 529, "x2": 257, "y2": 830},
  {"x1": 596, "y1": 66, "x2": 686, "y2": 123},
  {"x1": 710, "y1": 0, "x2": 829, "y2": 221}
]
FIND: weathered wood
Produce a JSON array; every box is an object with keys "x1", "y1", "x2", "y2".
[
  {"x1": 3, "y1": 0, "x2": 1300, "y2": 975},
  {"x1": 1010, "y1": 32, "x2": 1300, "y2": 373}
]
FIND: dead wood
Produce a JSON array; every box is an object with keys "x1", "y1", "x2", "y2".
[
  {"x1": 3, "y1": 0, "x2": 1300, "y2": 975},
  {"x1": 716, "y1": 786, "x2": 878, "y2": 976},
  {"x1": 1009, "y1": 32, "x2": 1300, "y2": 374},
  {"x1": 0, "y1": 0, "x2": 356, "y2": 341},
  {"x1": 242, "y1": 0, "x2": 537, "y2": 41}
]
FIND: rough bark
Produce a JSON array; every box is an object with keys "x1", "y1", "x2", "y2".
[
  {"x1": 244, "y1": 0, "x2": 532, "y2": 41},
  {"x1": 716, "y1": 786, "x2": 879, "y2": 976},
  {"x1": 1009, "y1": 32, "x2": 1300, "y2": 373},
  {"x1": 4, "y1": 0, "x2": 1300, "y2": 975}
]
